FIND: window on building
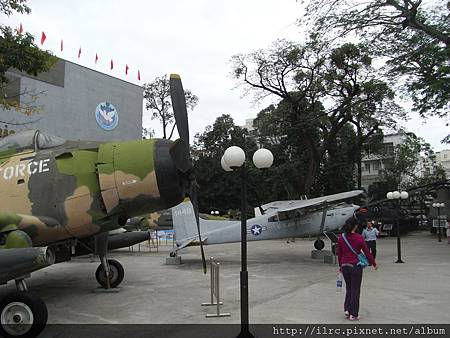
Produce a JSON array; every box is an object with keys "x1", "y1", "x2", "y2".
[
  {"x1": 373, "y1": 161, "x2": 381, "y2": 170},
  {"x1": 383, "y1": 142, "x2": 394, "y2": 156},
  {"x1": 364, "y1": 163, "x2": 370, "y2": 173}
]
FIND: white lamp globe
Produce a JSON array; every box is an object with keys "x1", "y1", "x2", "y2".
[
  {"x1": 386, "y1": 192, "x2": 393, "y2": 200},
  {"x1": 440, "y1": 203, "x2": 445, "y2": 208},
  {"x1": 252, "y1": 148, "x2": 274, "y2": 169},
  {"x1": 215, "y1": 211, "x2": 219, "y2": 215},
  {"x1": 223, "y1": 146, "x2": 245, "y2": 168},
  {"x1": 221, "y1": 155, "x2": 233, "y2": 172},
  {"x1": 210, "y1": 211, "x2": 214, "y2": 215},
  {"x1": 432, "y1": 203, "x2": 437, "y2": 208},
  {"x1": 400, "y1": 191, "x2": 408, "y2": 199},
  {"x1": 392, "y1": 191, "x2": 401, "y2": 199}
]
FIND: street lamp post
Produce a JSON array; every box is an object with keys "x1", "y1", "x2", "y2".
[
  {"x1": 386, "y1": 190, "x2": 408, "y2": 263},
  {"x1": 432, "y1": 203, "x2": 445, "y2": 242},
  {"x1": 222, "y1": 146, "x2": 273, "y2": 338}
]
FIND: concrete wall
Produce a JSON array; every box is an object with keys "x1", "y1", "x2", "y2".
[{"x1": 0, "y1": 60, "x2": 143, "y2": 142}]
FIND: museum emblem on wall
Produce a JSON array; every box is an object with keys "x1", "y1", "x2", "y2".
[{"x1": 95, "y1": 102, "x2": 119, "y2": 130}]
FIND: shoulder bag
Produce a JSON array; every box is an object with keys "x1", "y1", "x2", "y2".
[{"x1": 342, "y1": 233, "x2": 369, "y2": 268}]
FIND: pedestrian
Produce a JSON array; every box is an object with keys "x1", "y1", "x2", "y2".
[
  {"x1": 446, "y1": 220, "x2": 450, "y2": 245},
  {"x1": 337, "y1": 221, "x2": 377, "y2": 321},
  {"x1": 362, "y1": 220, "x2": 379, "y2": 259}
]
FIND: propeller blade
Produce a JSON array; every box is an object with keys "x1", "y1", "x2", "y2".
[
  {"x1": 170, "y1": 73, "x2": 205, "y2": 273},
  {"x1": 169, "y1": 74, "x2": 189, "y2": 145},
  {"x1": 169, "y1": 139, "x2": 192, "y2": 173},
  {"x1": 189, "y1": 183, "x2": 207, "y2": 274}
]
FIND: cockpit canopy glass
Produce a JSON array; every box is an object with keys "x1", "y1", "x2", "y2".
[
  {"x1": 36, "y1": 131, "x2": 65, "y2": 149},
  {"x1": 0, "y1": 130, "x2": 65, "y2": 152}
]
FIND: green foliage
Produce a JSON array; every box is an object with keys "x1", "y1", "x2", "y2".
[
  {"x1": 376, "y1": 132, "x2": 445, "y2": 191},
  {"x1": 0, "y1": 0, "x2": 30, "y2": 16},
  {"x1": 193, "y1": 115, "x2": 266, "y2": 214},
  {"x1": 317, "y1": 123, "x2": 357, "y2": 194},
  {"x1": 0, "y1": 0, "x2": 56, "y2": 113},
  {"x1": 0, "y1": 27, "x2": 56, "y2": 84},
  {"x1": 231, "y1": 40, "x2": 401, "y2": 193},
  {"x1": 143, "y1": 75, "x2": 198, "y2": 139},
  {"x1": 302, "y1": 0, "x2": 450, "y2": 117}
]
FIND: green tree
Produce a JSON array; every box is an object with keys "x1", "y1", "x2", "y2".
[
  {"x1": 0, "y1": 0, "x2": 56, "y2": 114},
  {"x1": 317, "y1": 123, "x2": 357, "y2": 195},
  {"x1": 302, "y1": 0, "x2": 450, "y2": 117},
  {"x1": 143, "y1": 75, "x2": 198, "y2": 139},
  {"x1": 193, "y1": 115, "x2": 268, "y2": 214},
  {"x1": 232, "y1": 40, "x2": 401, "y2": 194},
  {"x1": 376, "y1": 132, "x2": 445, "y2": 190}
]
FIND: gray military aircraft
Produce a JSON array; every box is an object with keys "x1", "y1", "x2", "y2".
[{"x1": 170, "y1": 190, "x2": 365, "y2": 256}]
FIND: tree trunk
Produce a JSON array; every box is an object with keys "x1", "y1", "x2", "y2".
[{"x1": 357, "y1": 151, "x2": 362, "y2": 189}]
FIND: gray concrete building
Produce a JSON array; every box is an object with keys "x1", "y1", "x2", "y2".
[
  {"x1": 360, "y1": 133, "x2": 406, "y2": 190},
  {"x1": 435, "y1": 149, "x2": 450, "y2": 177},
  {"x1": 0, "y1": 59, "x2": 143, "y2": 142}
]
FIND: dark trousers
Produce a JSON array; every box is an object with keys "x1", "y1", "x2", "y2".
[
  {"x1": 366, "y1": 240, "x2": 377, "y2": 259},
  {"x1": 342, "y1": 265, "x2": 363, "y2": 317}
]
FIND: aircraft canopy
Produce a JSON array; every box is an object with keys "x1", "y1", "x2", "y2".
[{"x1": 0, "y1": 130, "x2": 65, "y2": 152}]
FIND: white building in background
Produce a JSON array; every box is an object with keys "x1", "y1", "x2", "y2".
[
  {"x1": 435, "y1": 149, "x2": 450, "y2": 177},
  {"x1": 243, "y1": 118, "x2": 256, "y2": 132},
  {"x1": 360, "y1": 133, "x2": 406, "y2": 190}
]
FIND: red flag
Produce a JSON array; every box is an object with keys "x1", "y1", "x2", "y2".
[
  {"x1": 95, "y1": 53, "x2": 99, "y2": 64},
  {"x1": 19, "y1": 23, "x2": 23, "y2": 33},
  {"x1": 138, "y1": 70, "x2": 141, "y2": 81},
  {"x1": 125, "y1": 64, "x2": 129, "y2": 75},
  {"x1": 110, "y1": 59, "x2": 113, "y2": 70},
  {"x1": 40, "y1": 32, "x2": 46, "y2": 45},
  {"x1": 60, "y1": 39, "x2": 63, "y2": 52},
  {"x1": 78, "y1": 47, "x2": 81, "y2": 58}
]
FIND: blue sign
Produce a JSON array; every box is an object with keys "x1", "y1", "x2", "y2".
[
  {"x1": 250, "y1": 224, "x2": 263, "y2": 236},
  {"x1": 95, "y1": 102, "x2": 119, "y2": 130}
]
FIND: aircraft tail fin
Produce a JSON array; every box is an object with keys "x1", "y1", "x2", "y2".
[{"x1": 171, "y1": 200, "x2": 199, "y2": 242}]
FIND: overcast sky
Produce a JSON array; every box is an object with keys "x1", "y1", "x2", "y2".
[{"x1": 2, "y1": 0, "x2": 448, "y2": 151}]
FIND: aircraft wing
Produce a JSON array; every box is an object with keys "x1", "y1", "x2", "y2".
[{"x1": 262, "y1": 190, "x2": 365, "y2": 214}]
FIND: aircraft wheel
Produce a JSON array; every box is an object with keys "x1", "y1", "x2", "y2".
[
  {"x1": 95, "y1": 259, "x2": 124, "y2": 288},
  {"x1": 314, "y1": 239, "x2": 325, "y2": 250},
  {"x1": 0, "y1": 291, "x2": 47, "y2": 338},
  {"x1": 169, "y1": 251, "x2": 177, "y2": 257}
]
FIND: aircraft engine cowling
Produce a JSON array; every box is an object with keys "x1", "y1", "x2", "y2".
[
  {"x1": 97, "y1": 139, "x2": 184, "y2": 218},
  {"x1": 0, "y1": 247, "x2": 55, "y2": 284},
  {"x1": 154, "y1": 139, "x2": 185, "y2": 209}
]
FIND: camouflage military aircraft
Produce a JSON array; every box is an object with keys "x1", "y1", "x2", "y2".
[{"x1": 0, "y1": 75, "x2": 206, "y2": 338}]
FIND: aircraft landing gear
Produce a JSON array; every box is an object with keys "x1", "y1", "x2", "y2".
[
  {"x1": 314, "y1": 239, "x2": 325, "y2": 250},
  {"x1": 0, "y1": 279, "x2": 47, "y2": 338},
  {"x1": 94, "y1": 232, "x2": 125, "y2": 289},
  {"x1": 95, "y1": 259, "x2": 124, "y2": 288}
]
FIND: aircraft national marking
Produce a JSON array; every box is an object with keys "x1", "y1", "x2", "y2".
[{"x1": 0, "y1": 158, "x2": 50, "y2": 180}]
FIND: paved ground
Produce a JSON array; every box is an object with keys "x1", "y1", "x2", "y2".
[{"x1": 2, "y1": 230, "x2": 449, "y2": 325}]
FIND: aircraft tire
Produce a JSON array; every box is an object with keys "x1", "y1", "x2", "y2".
[
  {"x1": 95, "y1": 259, "x2": 125, "y2": 288},
  {"x1": 169, "y1": 251, "x2": 176, "y2": 257},
  {"x1": 314, "y1": 239, "x2": 325, "y2": 250},
  {"x1": 0, "y1": 291, "x2": 48, "y2": 338}
]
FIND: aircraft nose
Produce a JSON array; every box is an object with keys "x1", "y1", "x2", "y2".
[{"x1": 154, "y1": 139, "x2": 185, "y2": 208}]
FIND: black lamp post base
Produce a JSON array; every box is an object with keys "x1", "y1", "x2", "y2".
[
  {"x1": 395, "y1": 259, "x2": 404, "y2": 263},
  {"x1": 237, "y1": 330, "x2": 255, "y2": 338}
]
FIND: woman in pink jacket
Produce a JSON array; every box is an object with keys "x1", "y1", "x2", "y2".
[{"x1": 337, "y1": 221, "x2": 377, "y2": 321}]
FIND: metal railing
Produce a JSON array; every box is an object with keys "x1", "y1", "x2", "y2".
[{"x1": 201, "y1": 257, "x2": 230, "y2": 318}]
